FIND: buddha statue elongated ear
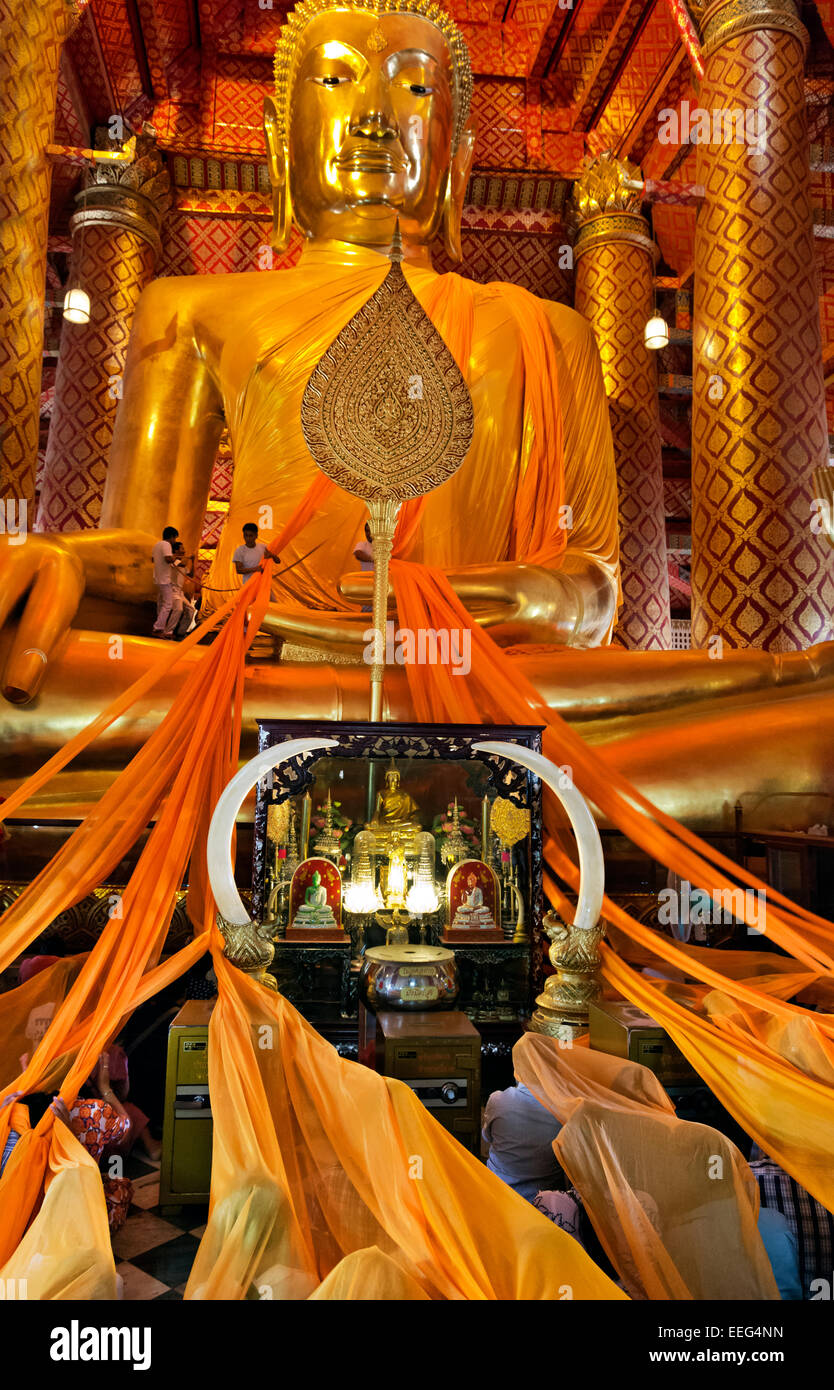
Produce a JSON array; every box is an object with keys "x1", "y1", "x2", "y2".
[
  {"x1": 442, "y1": 118, "x2": 477, "y2": 263},
  {"x1": 263, "y1": 95, "x2": 293, "y2": 254}
]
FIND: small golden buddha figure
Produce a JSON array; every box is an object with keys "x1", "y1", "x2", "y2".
[{"x1": 371, "y1": 768, "x2": 420, "y2": 829}]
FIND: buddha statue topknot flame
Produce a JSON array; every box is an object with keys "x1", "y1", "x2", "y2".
[{"x1": 0, "y1": 0, "x2": 832, "y2": 830}]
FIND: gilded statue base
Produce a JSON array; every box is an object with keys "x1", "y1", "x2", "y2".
[
  {"x1": 530, "y1": 911, "x2": 604, "y2": 1039},
  {"x1": 218, "y1": 913, "x2": 278, "y2": 990}
]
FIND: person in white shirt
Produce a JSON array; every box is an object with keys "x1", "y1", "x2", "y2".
[
  {"x1": 170, "y1": 540, "x2": 197, "y2": 638},
  {"x1": 151, "y1": 526, "x2": 180, "y2": 638},
  {"x1": 232, "y1": 523, "x2": 279, "y2": 584}
]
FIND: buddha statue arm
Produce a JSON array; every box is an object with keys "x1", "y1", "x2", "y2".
[
  {"x1": 0, "y1": 280, "x2": 226, "y2": 703},
  {"x1": 101, "y1": 278, "x2": 227, "y2": 552}
]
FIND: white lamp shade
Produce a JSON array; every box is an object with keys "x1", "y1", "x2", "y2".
[
  {"x1": 63, "y1": 288, "x2": 90, "y2": 324},
  {"x1": 644, "y1": 314, "x2": 669, "y2": 350}
]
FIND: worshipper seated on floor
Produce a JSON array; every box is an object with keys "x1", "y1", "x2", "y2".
[
  {"x1": 481, "y1": 1080, "x2": 565, "y2": 1201},
  {"x1": 749, "y1": 1146, "x2": 834, "y2": 1299},
  {"x1": 532, "y1": 1183, "x2": 802, "y2": 1300},
  {"x1": 3, "y1": 1053, "x2": 134, "y2": 1231},
  {"x1": 1, "y1": 1091, "x2": 64, "y2": 1174}
]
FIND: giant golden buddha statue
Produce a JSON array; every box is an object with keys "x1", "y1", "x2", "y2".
[{"x1": 0, "y1": 0, "x2": 832, "y2": 829}]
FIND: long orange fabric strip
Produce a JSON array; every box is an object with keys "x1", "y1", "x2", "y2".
[
  {"x1": 0, "y1": 566, "x2": 271, "y2": 1263},
  {"x1": 185, "y1": 945, "x2": 625, "y2": 1300},
  {"x1": 600, "y1": 946, "x2": 834, "y2": 1212}
]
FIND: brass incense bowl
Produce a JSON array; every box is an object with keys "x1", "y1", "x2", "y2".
[{"x1": 359, "y1": 944, "x2": 459, "y2": 1012}]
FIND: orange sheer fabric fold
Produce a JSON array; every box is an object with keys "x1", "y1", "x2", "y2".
[
  {"x1": 513, "y1": 1035, "x2": 778, "y2": 1301},
  {"x1": 600, "y1": 946, "x2": 834, "y2": 1213},
  {"x1": 0, "y1": 1120, "x2": 117, "y2": 1300},
  {"x1": 185, "y1": 950, "x2": 626, "y2": 1301},
  {"x1": 387, "y1": 562, "x2": 834, "y2": 1216},
  {"x1": 0, "y1": 568, "x2": 271, "y2": 1268},
  {"x1": 308, "y1": 1248, "x2": 431, "y2": 1300}
]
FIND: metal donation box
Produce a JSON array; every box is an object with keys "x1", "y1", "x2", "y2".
[{"x1": 159, "y1": 999, "x2": 214, "y2": 1207}]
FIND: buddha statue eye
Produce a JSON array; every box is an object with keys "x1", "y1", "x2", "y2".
[
  {"x1": 409, "y1": 83, "x2": 429, "y2": 96},
  {"x1": 318, "y1": 74, "x2": 348, "y2": 86}
]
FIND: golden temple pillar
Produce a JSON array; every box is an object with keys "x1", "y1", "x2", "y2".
[
  {"x1": 572, "y1": 156, "x2": 672, "y2": 650},
  {"x1": 36, "y1": 131, "x2": 170, "y2": 530},
  {"x1": 0, "y1": 0, "x2": 80, "y2": 505},
  {"x1": 691, "y1": 0, "x2": 834, "y2": 650}
]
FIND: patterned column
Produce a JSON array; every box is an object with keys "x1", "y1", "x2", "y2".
[
  {"x1": 36, "y1": 131, "x2": 170, "y2": 530},
  {"x1": 691, "y1": 0, "x2": 834, "y2": 650},
  {"x1": 0, "y1": 0, "x2": 80, "y2": 504},
  {"x1": 573, "y1": 155, "x2": 672, "y2": 650}
]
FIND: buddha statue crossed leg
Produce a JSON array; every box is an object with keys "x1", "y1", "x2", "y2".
[{"x1": 0, "y1": 0, "x2": 832, "y2": 829}]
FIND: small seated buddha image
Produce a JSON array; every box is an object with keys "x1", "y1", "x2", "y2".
[
  {"x1": 367, "y1": 765, "x2": 421, "y2": 852},
  {"x1": 446, "y1": 859, "x2": 501, "y2": 937},
  {"x1": 454, "y1": 875, "x2": 496, "y2": 930},
  {"x1": 294, "y1": 871, "x2": 336, "y2": 928},
  {"x1": 371, "y1": 766, "x2": 420, "y2": 828},
  {"x1": 289, "y1": 857, "x2": 344, "y2": 937}
]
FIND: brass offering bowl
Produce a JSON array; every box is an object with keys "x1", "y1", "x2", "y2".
[{"x1": 359, "y1": 944, "x2": 459, "y2": 1012}]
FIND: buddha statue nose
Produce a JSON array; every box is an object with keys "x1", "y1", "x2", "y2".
[
  {"x1": 350, "y1": 105, "x2": 397, "y2": 139},
  {"x1": 350, "y1": 70, "x2": 398, "y2": 139}
]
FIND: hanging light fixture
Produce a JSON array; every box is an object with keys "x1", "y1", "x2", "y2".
[
  {"x1": 63, "y1": 154, "x2": 92, "y2": 325},
  {"x1": 62, "y1": 287, "x2": 90, "y2": 324},
  {"x1": 644, "y1": 313, "x2": 669, "y2": 350}
]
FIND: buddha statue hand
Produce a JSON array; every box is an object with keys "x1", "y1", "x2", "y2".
[
  {"x1": 0, "y1": 528, "x2": 157, "y2": 703},
  {"x1": 340, "y1": 557, "x2": 617, "y2": 648}
]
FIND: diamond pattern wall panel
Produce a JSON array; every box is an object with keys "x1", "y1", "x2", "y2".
[
  {"x1": 90, "y1": 0, "x2": 145, "y2": 116},
  {"x1": 471, "y1": 78, "x2": 528, "y2": 166},
  {"x1": 65, "y1": 6, "x2": 115, "y2": 122},
  {"x1": 559, "y1": 0, "x2": 626, "y2": 108},
  {"x1": 0, "y1": 0, "x2": 74, "y2": 502},
  {"x1": 691, "y1": 28, "x2": 834, "y2": 651},
  {"x1": 592, "y1": 8, "x2": 680, "y2": 150},
  {"x1": 37, "y1": 223, "x2": 156, "y2": 530}
]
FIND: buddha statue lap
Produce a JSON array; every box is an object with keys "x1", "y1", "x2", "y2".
[{"x1": 0, "y1": 0, "x2": 832, "y2": 833}]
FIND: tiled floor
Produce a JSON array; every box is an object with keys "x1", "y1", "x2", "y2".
[{"x1": 114, "y1": 1153, "x2": 208, "y2": 1301}]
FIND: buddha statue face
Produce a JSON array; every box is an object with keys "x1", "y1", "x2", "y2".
[
  {"x1": 264, "y1": 6, "x2": 476, "y2": 257},
  {"x1": 385, "y1": 769, "x2": 400, "y2": 789}
]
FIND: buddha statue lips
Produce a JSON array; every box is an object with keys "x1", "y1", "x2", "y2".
[{"x1": 0, "y1": 0, "x2": 832, "y2": 835}]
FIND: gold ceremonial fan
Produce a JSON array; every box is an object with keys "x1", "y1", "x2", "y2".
[{"x1": 300, "y1": 223, "x2": 474, "y2": 720}]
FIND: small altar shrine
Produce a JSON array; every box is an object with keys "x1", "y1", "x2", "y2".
[{"x1": 250, "y1": 720, "x2": 546, "y2": 1067}]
